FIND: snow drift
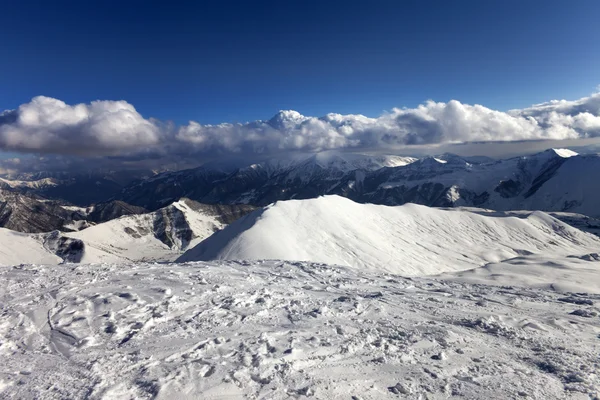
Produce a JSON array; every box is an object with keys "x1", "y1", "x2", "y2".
[{"x1": 178, "y1": 196, "x2": 600, "y2": 275}]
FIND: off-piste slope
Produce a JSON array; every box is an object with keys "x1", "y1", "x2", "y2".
[{"x1": 178, "y1": 195, "x2": 600, "y2": 275}]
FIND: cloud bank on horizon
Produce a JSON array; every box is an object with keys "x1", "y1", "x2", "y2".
[{"x1": 1, "y1": 90, "x2": 600, "y2": 173}]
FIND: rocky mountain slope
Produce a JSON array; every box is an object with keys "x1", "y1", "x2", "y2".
[
  {"x1": 0, "y1": 199, "x2": 255, "y2": 265},
  {"x1": 2, "y1": 170, "x2": 154, "y2": 206},
  {"x1": 0, "y1": 190, "x2": 79, "y2": 233},
  {"x1": 0, "y1": 189, "x2": 151, "y2": 233},
  {"x1": 85, "y1": 200, "x2": 148, "y2": 223}
]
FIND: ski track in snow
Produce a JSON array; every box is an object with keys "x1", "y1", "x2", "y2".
[{"x1": 1, "y1": 260, "x2": 599, "y2": 399}]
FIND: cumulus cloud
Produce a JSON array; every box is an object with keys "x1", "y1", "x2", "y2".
[
  {"x1": 0, "y1": 96, "x2": 161, "y2": 155},
  {"x1": 1, "y1": 91, "x2": 600, "y2": 172}
]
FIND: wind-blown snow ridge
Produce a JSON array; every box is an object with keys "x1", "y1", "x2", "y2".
[{"x1": 178, "y1": 196, "x2": 600, "y2": 276}]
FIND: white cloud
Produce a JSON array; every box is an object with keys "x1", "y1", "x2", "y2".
[
  {"x1": 0, "y1": 96, "x2": 161, "y2": 155},
  {"x1": 1, "y1": 91, "x2": 600, "y2": 168}
]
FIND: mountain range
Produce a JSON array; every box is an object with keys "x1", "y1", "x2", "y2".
[
  {"x1": 116, "y1": 148, "x2": 600, "y2": 217},
  {"x1": 1, "y1": 147, "x2": 599, "y2": 242}
]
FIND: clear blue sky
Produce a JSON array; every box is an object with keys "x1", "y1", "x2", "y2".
[{"x1": 1, "y1": 0, "x2": 599, "y2": 124}]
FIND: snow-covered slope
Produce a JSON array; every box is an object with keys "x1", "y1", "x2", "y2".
[
  {"x1": 0, "y1": 228, "x2": 62, "y2": 265},
  {"x1": 0, "y1": 199, "x2": 255, "y2": 265},
  {"x1": 62, "y1": 199, "x2": 255, "y2": 263},
  {"x1": 178, "y1": 196, "x2": 600, "y2": 275},
  {"x1": 440, "y1": 253, "x2": 600, "y2": 293},
  {"x1": 0, "y1": 177, "x2": 58, "y2": 190},
  {"x1": 2, "y1": 260, "x2": 599, "y2": 399}
]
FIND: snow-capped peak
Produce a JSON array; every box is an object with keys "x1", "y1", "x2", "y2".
[
  {"x1": 267, "y1": 110, "x2": 308, "y2": 130},
  {"x1": 551, "y1": 148, "x2": 578, "y2": 158}
]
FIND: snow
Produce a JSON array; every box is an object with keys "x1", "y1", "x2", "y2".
[
  {"x1": 1, "y1": 260, "x2": 598, "y2": 399},
  {"x1": 63, "y1": 201, "x2": 226, "y2": 263},
  {"x1": 0, "y1": 228, "x2": 61, "y2": 265},
  {"x1": 179, "y1": 196, "x2": 600, "y2": 276},
  {"x1": 0, "y1": 177, "x2": 58, "y2": 189},
  {"x1": 0, "y1": 201, "x2": 229, "y2": 266},
  {"x1": 551, "y1": 148, "x2": 579, "y2": 158},
  {"x1": 440, "y1": 253, "x2": 600, "y2": 293},
  {"x1": 2, "y1": 194, "x2": 600, "y2": 398},
  {"x1": 64, "y1": 213, "x2": 179, "y2": 263},
  {"x1": 61, "y1": 205, "x2": 89, "y2": 215}
]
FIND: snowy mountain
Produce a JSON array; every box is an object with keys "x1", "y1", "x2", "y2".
[
  {"x1": 0, "y1": 190, "x2": 80, "y2": 233},
  {"x1": 3, "y1": 153, "x2": 600, "y2": 400},
  {"x1": 2, "y1": 170, "x2": 154, "y2": 206},
  {"x1": 4, "y1": 148, "x2": 598, "y2": 219},
  {"x1": 117, "y1": 152, "x2": 416, "y2": 209},
  {"x1": 85, "y1": 200, "x2": 148, "y2": 223},
  {"x1": 335, "y1": 148, "x2": 600, "y2": 216},
  {"x1": 113, "y1": 148, "x2": 600, "y2": 218},
  {"x1": 0, "y1": 199, "x2": 255, "y2": 265},
  {"x1": 0, "y1": 177, "x2": 58, "y2": 190},
  {"x1": 178, "y1": 196, "x2": 600, "y2": 275}
]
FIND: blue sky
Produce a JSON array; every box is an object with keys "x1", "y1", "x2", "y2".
[{"x1": 1, "y1": 0, "x2": 599, "y2": 124}]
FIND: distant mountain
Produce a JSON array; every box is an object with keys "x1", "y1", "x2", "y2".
[
  {"x1": 178, "y1": 196, "x2": 600, "y2": 276},
  {"x1": 119, "y1": 152, "x2": 417, "y2": 209},
  {"x1": 116, "y1": 148, "x2": 600, "y2": 218},
  {"x1": 0, "y1": 190, "x2": 148, "y2": 233},
  {"x1": 0, "y1": 190, "x2": 79, "y2": 233},
  {"x1": 2, "y1": 170, "x2": 155, "y2": 206},
  {"x1": 86, "y1": 200, "x2": 148, "y2": 223},
  {"x1": 3, "y1": 148, "x2": 599, "y2": 219},
  {"x1": 118, "y1": 167, "x2": 229, "y2": 210},
  {"x1": 0, "y1": 177, "x2": 59, "y2": 191},
  {"x1": 0, "y1": 198, "x2": 255, "y2": 265},
  {"x1": 336, "y1": 148, "x2": 597, "y2": 215}
]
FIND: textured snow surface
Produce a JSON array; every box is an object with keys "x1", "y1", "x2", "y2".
[
  {"x1": 179, "y1": 196, "x2": 600, "y2": 276},
  {"x1": 1, "y1": 260, "x2": 599, "y2": 399}
]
